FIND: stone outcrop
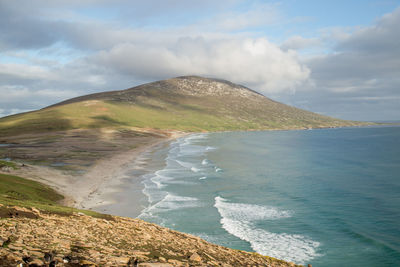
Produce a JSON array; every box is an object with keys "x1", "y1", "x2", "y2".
[{"x1": 0, "y1": 205, "x2": 299, "y2": 267}]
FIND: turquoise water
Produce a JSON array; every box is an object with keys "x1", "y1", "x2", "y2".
[{"x1": 138, "y1": 126, "x2": 400, "y2": 266}]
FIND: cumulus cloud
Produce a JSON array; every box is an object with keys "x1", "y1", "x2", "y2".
[
  {"x1": 0, "y1": 1, "x2": 399, "y2": 120},
  {"x1": 0, "y1": 0, "x2": 311, "y2": 119},
  {"x1": 337, "y1": 9, "x2": 400, "y2": 54},
  {"x1": 93, "y1": 37, "x2": 309, "y2": 93},
  {"x1": 280, "y1": 8, "x2": 400, "y2": 120},
  {"x1": 307, "y1": 7, "x2": 400, "y2": 93}
]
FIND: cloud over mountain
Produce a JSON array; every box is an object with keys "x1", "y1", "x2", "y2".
[{"x1": 0, "y1": 1, "x2": 399, "y2": 120}]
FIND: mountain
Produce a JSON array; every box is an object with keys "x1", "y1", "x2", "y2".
[{"x1": 0, "y1": 76, "x2": 365, "y2": 136}]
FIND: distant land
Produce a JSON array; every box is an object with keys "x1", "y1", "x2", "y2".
[
  {"x1": 0, "y1": 76, "x2": 370, "y2": 266},
  {"x1": 0, "y1": 76, "x2": 368, "y2": 137}
]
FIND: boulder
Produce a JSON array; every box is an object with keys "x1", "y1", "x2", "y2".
[{"x1": 189, "y1": 252, "x2": 202, "y2": 262}]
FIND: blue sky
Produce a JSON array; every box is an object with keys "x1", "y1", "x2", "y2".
[{"x1": 0, "y1": 0, "x2": 399, "y2": 121}]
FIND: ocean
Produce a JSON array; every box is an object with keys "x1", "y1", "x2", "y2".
[{"x1": 134, "y1": 126, "x2": 400, "y2": 266}]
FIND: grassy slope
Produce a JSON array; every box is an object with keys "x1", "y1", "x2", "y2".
[
  {"x1": 0, "y1": 77, "x2": 367, "y2": 137},
  {"x1": 0, "y1": 172, "x2": 110, "y2": 218},
  {"x1": 0, "y1": 160, "x2": 18, "y2": 169}
]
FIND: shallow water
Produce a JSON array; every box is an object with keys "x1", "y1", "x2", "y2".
[
  {"x1": 92, "y1": 141, "x2": 171, "y2": 217},
  {"x1": 135, "y1": 126, "x2": 400, "y2": 266}
]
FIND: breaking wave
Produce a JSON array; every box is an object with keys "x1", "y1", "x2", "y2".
[{"x1": 214, "y1": 196, "x2": 321, "y2": 264}]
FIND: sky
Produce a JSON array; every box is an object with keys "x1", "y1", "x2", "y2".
[{"x1": 0, "y1": 0, "x2": 399, "y2": 121}]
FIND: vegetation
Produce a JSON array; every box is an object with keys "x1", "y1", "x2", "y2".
[
  {"x1": 0, "y1": 173, "x2": 110, "y2": 218},
  {"x1": 0, "y1": 76, "x2": 369, "y2": 137},
  {"x1": 0, "y1": 160, "x2": 18, "y2": 170}
]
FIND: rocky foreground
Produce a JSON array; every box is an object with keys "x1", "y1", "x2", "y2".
[{"x1": 0, "y1": 205, "x2": 301, "y2": 267}]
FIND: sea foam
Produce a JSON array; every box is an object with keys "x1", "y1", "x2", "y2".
[
  {"x1": 140, "y1": 133, "x2": 212, "y2": 223},
  {"x1": 191, "y1": 167, "x2": 201, "y2": 173},
  {"x1": 214, "y1": 197, "x2": 321, "y2": 264},
  {"x1": 140, "y1": 193, "x2": 200, "y2": 219},
  {"x1": 201, "y1": 159, "x2": 209, "y2": 165}
]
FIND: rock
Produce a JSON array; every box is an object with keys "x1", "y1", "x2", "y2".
[
  {"x1": 54, "y1": 256, "x2": 63, "y2": 263},
  {"x1": 79, "y1": 259, "x2": 97, "y2": 266},
  {"x1": 5, "y1": 254, "x2": 23, "y2": 264},
  {"x1": 0, "y1": 204, "x2": 297, "y2": 267},
  {"x1": 167, "y1": 259, "x2": 184, "y2": 265},
  {"x1": 203, "y1": 252, "x2": 215, "y2": 260},
  {"x1": 88, "y1": 249, "x2": 101, "y2": 257},
  {"x1": 207, "y1": 260, "x2": 219, "y2": 266},
  {"x1": 29, "y1": 258, "x2": 44, "y2": 266},
  {"x1": 31, "y1": 207, "x2": 41, "y2": 216},
  {"x1": 113, "y1": 256, "x2": 131, "y2": 264},
  {"x1": 133, "y1": 251, "x2": 151, "y2": 255},
  {"x1": 72, "y1": 241, "x2": 92, "y2": 250},
  {"x1": 138, "y1": 264, "x2": 173, "y2": 267},
  {"x1": 189, "y1": 252, "x2": 202, "y2": 262},
  {"x1": 30, "y1": 251, "x2": 44, "y2": 258},
  {"x1": 58, "y1": 239, "x2": 71, "y2": 250},
  {"x1": 7, "y1": 244, "x2": 23, "y2": 251}
]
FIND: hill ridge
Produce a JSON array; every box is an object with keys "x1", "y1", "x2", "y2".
[
  {"x1": 48, "y1": 76, "x2": 265, "y2": 109},
  {"x1": 0, "y1": 76, "x2": 367, "y2": 136}
]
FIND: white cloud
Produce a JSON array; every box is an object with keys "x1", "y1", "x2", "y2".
[
  {"x1": 0, "y1": 63, "x2": 57, "y2": 81},
  {"x1": 94, "y1": 37, "x2": 310, "y2": 94},
  {"x1": 0, "y1": 1, "x2": 399, "y2": 121},
  {"x1": 307, "y1": 7, "x2": 400, "y2": 93}
]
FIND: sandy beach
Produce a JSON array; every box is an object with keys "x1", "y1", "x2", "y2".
[{"x1": 4, "y1": 131, "x2": 187, "y2": 214}]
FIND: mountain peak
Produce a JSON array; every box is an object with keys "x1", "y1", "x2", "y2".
[
  {"x1": 0, "y1": 76, "x2": 364, "y2": 136},
  {"x1": 158, "y1": 76, "x2": 265, "y2": 99}
]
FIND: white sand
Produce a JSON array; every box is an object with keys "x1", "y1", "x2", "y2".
[{"x1": 6, "y1": 132, "x2": 187, "y2": 210}]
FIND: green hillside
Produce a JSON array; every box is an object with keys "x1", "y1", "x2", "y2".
[
  {"x1": 0, "y1": 76, "x2": 365, "y2": 136},
  {"x1": 0, "y1": 172, "x2": 110, "y2": 218}
]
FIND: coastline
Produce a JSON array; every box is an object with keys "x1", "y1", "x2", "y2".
[
  {"x1": 2, "y1": 125, "x2": 380, "y2": 213},
  {"x1": 84, "y1": 137, "x2": 176, "y2": 217},
  {"x1": 76, "y1": 136, "x2": 175, "y2": 210},
  {"x1": 3, "y1": 131, "x2": 188, "y2": 213},
  {"x1": 1, "y1": 124, "x2": 382, "y2": 213}
]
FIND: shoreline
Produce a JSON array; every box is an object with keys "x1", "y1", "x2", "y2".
[
  {"x1": 84, "y1": 137, "x2": 175, "y2": 217},
  {"x1": 3, "y1": 131, "x2": 188, "y2": 213},
  {"x1": 71, "y1": 131, "x2": 189, "y2": 211},
  {"x1": 0, "y1": 124, "x2": 386, "y2": 214},
  {"x1": 1, "y1": 124, "x2": 384, "y2": 213},
  {"x1": 76, "y1": 136, "x2": 176, "y2": 210}
]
